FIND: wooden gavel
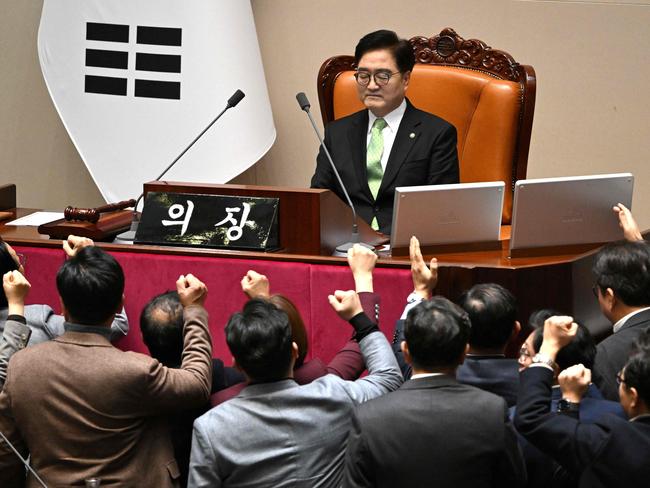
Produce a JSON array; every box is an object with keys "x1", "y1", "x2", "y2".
[{"x1": 64, "y1": 199, "x2": 136, "y2": 224}]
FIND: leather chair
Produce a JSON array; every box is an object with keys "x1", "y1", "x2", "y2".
[{"x1": 317, "y1": 28, "x2": 536, "y2": 224}]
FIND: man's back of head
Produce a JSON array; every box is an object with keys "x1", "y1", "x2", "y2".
[
  {"x1": 226, "y1": 298, "x2": 293, "y2": 382},
  {"x1": 56, "y1": 246, "x2": 124, "y2": 326},
  {"x1": 458, "y1": 283, "x2": 517, "y2": 352},
  {"x1": 593, "y1": 240, "x2": 650, "y2": 308},
  {"x1": 404, "y1": 297, "x2": 471, "y2": 372},
  {"x1": 140, "y1": 291, "x2": 184, "y2": 367}
]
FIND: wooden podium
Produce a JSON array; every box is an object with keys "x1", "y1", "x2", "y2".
[{"x1": 142, "y1": 181, "x2": 386, "y2": 255}]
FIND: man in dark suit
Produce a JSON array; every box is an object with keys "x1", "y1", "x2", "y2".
[
  {"x1": 310, "y1": 29, "x2": 459, "y2": 234},
  {"x1": 515, "y1": 316, "x2": 650, "y2": 487},
  {"x1": 591, "y1": 240, "x2": 650, "y2": 400},
  {"x1": 457, "y1": 283, "x2": 521, "y2": 406},
  {"x1": 343, "y1": 296, "x2": 525, "y2": 487}
]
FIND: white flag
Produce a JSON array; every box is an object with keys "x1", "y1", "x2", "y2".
[{"x1": 38, "y1": 0, "x2": 275, "y2": 205}]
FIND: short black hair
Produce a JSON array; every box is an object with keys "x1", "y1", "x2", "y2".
[
  {"x1": 404, "y1": 297, "x2": 471, "y2": 370},
  {"x1": 140, "y1": 291, "x2": 183, "y2": 367},
  {"x1": 225, "y1": 298, "x2": 293, "y2": 382},
  {"x1": 593, "y1": 240, "x2": 650, "y2": 307},
  {"x1": 458, "y1": 283, "x2": 517, "y2": 349},
  {"x1": 0, "y1": 239, "x2": 20, "y2": 309},
  {"x1": 623, "y1": 351, "x2": 650, "y2": 406},
  {"x1": 354, "y1": 29, "x2": 415, "y2": 73},
  {"x1": 527, "y1": 308, "x2": 562, "y2": 331},
  {"x1": 532, "y1": 321, "x2": 596, "y2": 370},
  {"x1": 56, "y1": 246, "x2": 124, "y2": 325}
]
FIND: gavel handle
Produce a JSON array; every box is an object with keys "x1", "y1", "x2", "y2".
[{"x1": 64, "y1": 199, "x2": 136, "y2": 223}]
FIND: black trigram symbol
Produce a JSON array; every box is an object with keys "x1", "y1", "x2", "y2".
[{"x1": 84, "y1": 22, "x2": 182, "y2": 100}]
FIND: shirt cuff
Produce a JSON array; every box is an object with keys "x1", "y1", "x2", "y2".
[
  {"x1": 400, "y1": 293, "x2": 424, "y2": 320},
  {"x1": 349, "y1": 312, "x2": 380, "y2": 342},
  {"x1": 529, "y1": 363, "x2": 555, "y2": 372},
  {"x1": 6, "y1": 314, "x2": 27, "y2": 325}
]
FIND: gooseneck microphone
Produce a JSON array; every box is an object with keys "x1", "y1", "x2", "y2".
[
  {"x1": 115, "y1": 89, "x2": 246, "y2": 243},
  {"x1": 296, "y1": 92, "x2": 373, "y2": 254}
]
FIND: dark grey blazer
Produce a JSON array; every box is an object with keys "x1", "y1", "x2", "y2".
[
  {"x1": 310, "y1": 99, "x2": 459, "y2": 235},
  {"x1": 593, "y1": 308, "x2": 650, "y2": 401},
  {"x1": 343, "y1": 375, "x2": 526, "y2": 488}
]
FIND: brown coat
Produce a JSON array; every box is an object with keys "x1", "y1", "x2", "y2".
[{"x1": 0, "y1": 305, "x2": 212, "y2": 488}]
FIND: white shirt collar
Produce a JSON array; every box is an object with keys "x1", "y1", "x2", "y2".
[
  {"x1": 367, "y1": 99, "x2": 407, "y2": 135},
  {"x1": 613, "y1": 306, "x2": 650, "y2": 333},
  {"x1": 411, "y1": 372, "x2": 445, "y2": 380}
]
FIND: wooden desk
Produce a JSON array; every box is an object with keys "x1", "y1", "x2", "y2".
[{"x1": 1, "y1": 208, "x2": 609, "y2": 359}]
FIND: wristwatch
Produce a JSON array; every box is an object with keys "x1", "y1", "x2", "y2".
[
  {"x1": 531, "y1": 353, "x2": 558, "y2": 371},
  {"x1": 557, "y1": 398, "x2": 581, "y2": 414}
]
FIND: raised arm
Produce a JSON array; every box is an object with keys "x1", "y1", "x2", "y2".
[
  {"x1": 138, "y1": 274, "x2": 213, "y2": 412},
  {"x1": 514, "y1": 316, "x2": 609, "y2": 475},
  {"x1": 328, "y1": 289, "x2": 402, "y2": 402},
  {"x1": 393, "y1": 236, "x2": 438, "y2": 379},
  {"x1": 0, "y1": 271, "x2": 31, "y2": 390}
]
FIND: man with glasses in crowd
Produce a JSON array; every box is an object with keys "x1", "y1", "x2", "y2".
[{"x1": 311, "y1": 29, "x2": 459, "y2": 235}]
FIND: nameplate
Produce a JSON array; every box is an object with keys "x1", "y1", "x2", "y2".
[{"x1": 134, "y1": 192, "x2": 279, "y2": 250}]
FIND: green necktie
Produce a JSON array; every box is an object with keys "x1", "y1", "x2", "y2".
[{"x1": 367, "y1": 117, "x2": 387, "y2": 230}]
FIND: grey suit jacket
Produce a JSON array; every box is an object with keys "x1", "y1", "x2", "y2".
[
  {"x1": 0, "y1": 304, "x2": 129, "y2": 389},
  {"x1": 188, "y1": 330, "x2": 402, "y2": 488}
]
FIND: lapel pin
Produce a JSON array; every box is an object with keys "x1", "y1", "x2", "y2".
[{"x1": 409, "y1": 132, "x2": 416, "y2": 139}]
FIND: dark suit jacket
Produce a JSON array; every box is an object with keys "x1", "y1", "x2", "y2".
[
  {"x1": 343, "y1": 375, "x2": 526, "y2": 487},
  {"x1": 593, "y1": 308, "x2": 650, "y2": 401},
  {"x1": 514, "y1": 366, "x2": 650, "y2": 487},
  {"x1": 0, "y1": 306, "x2": 212, "y2": 488},
  {"x1": 457, "y1": 356, "x2": 520, "y2": 407},
  {"x1": 510, "y1": 382, "x2": 625, "y2": 488},
  {"x1": 311, "y1": 99, "x2": 459, "y2": 235}
]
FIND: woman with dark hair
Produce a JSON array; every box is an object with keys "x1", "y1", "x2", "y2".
[
  {"x1": 211, "y1": 246, "x2": 377, "y2": 406},
  {"x1": 0, "y1": 235, "x2": 129, "y2": 389}
]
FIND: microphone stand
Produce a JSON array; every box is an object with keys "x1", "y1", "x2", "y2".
[
  {"x1": 296, "y1": 92, "x2": 374, "y2": 254},
  {"x1": 114, "y1": 90, "x2": 246, "y2": 243},
  {"x1": 0, "y1": 429, "x2": 48, "y2": 487}
]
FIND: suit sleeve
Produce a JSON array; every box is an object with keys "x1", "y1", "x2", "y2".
[
  {"x1": 326, "y1": 292, "x2": 380, "y2": 380},
  {"x1": 427, "y1": 123, "x2": 459, "y2": 185},
  {"x1": 592, "y1": 345, "x2": 620, "y2": 401},
  {"x1": 339, "y1": 329, "x2": 403, "y2": 404},
  {"x1": 391, "y1": 319, "x2": 412, "y2": 379},
  {"x1": 0, "y1": 318, "x2": 30, "y2": 391},
  {"x1": 188, "y1": 418, "x2": 222, "y2": 488},
  {"x1": 514, "y1": 366, "x2": 610, "y2": 475},
  {"x1": 137, "y1": 305, "x2": 212, "y2": 412},
  {"x1": 310, "y1": 123, "x2": 335, "y2": 190},
  {"x1": 496, "y1": 403, "x2": 527, "y2": 487},
  {"x1": 108, "y1": 307, "x2": 129, "y2": 342},
  {"x1": 342, "y1": 410, "x2": 376, "y2": 488}
]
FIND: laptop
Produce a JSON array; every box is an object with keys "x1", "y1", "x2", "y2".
[
  {"x1": 390, "y1": 181, "x2": 505, "y2": 249},
  {"x1": 510, "y1": 173, "x2": 634, "y2": 251}
]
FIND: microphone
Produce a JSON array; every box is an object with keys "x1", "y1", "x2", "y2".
[
  {"x1": 295, "y1": 92, "x2": 373, "y2": 254},
  {"x1": 115, "y1": 89, "x2": 246, "y2": 243},
  {"x1": 0, "y1": 429, "x2": 48, "y2": 487}
]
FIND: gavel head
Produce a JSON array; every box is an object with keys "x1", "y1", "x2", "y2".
[{"x1": 64, "y1": 206, "x2": 100, "y2": 223}]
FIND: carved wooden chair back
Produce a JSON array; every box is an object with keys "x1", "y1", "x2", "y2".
[{"x1": 317, "y1": 28, "x2": 536, "y2": 224}]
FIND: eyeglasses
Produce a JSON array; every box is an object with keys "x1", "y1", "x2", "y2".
[
  {"x1": 519, "y1": 345, "x2": 532, "y2": 360},
  {"x1": 354, "y1": 70, "x2": 402, "y2": 86},
  {"x1": 616, "y1": 370, "x2": 626, "y2": 386},
  {"x1": 16, "y1": 253, "x2": 26, "y2": 267}
]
